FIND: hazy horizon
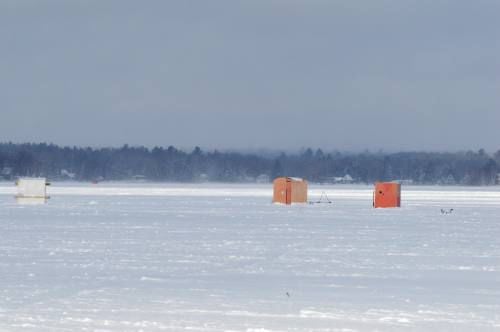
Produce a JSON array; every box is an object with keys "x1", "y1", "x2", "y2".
[{"x1": 1, "y1": 1, "x2": 499, "y2": 151}]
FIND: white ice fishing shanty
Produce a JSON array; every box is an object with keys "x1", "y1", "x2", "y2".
[{"x1": 15, "y1": 177, "x2": 50, "y2": 202}]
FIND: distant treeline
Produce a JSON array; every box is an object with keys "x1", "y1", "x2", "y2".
[{"x1": 0, "y1": 143, "x2": 499, "y2": 185}]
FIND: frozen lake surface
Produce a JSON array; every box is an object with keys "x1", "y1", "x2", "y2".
[{"x1": 0, "y1": 182, "x2": 499, "y2": 331}]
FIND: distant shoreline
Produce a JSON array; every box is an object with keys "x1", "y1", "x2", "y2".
[{"x1": 1, "y1": 143, "x2": 499, "y2": 186}]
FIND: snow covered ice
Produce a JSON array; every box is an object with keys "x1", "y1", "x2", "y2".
[{"x1": 0, "y1": 182, "x2": 499, "y2": 331}]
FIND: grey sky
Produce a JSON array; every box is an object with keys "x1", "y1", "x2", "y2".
[{"x1": 1, "y1": 0, "x2": 499, "y2": 152}]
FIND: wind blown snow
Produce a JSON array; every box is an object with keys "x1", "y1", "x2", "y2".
[{"x1": 0, "y1": 183, "x2": 499, "y2": 331}]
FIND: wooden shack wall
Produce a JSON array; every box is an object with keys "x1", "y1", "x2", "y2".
[
  {"x1": 291, "y1": 180, "x2": 308, "y2": 203},
  {"x1": 272, "y1": 177, "x2": 288, "y2": 204}
]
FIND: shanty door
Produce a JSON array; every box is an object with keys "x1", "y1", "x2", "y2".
[{"x1": 285, "y1": 178, "x2": 292, "y2": 205}]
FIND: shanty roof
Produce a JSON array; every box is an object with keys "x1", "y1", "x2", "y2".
[{"x1": 288, "y1": 177, "x2": 304, "y2": 181}]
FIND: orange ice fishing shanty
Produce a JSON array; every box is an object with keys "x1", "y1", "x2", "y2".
[
  {"x1": 273, "y1": 177, "x2": 308, "y2": 205},
  {"x1": 373, "y1": 182, "x2": 401, "y2": 208}
]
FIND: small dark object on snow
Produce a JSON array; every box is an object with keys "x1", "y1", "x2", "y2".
[
  {"x1": 286, "y1": 292, "x2": 290, "y2": 298},
  {"x1": 441, "y1": 208, "x2": 454, "y2": 214},
  {"x1": 313, "y1": 191, "x2": 332, "y2": 204}
]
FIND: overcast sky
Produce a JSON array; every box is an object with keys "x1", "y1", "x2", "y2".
[{"x1": 1, "y1": 0, "x2": 499, "y2": 152}]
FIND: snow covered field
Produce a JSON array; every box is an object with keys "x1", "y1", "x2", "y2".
[{"x1": 0, "y1": 182, "x2": 499, "y2": 331}]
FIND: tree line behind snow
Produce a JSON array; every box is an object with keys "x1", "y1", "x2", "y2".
[{"x1": 0, "y1": 143, "x2": 498, "y2": 185}]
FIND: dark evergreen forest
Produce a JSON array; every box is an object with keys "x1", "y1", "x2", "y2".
[{"x1": 0, "y1": 143, "x2": 499, "y2": 185}]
